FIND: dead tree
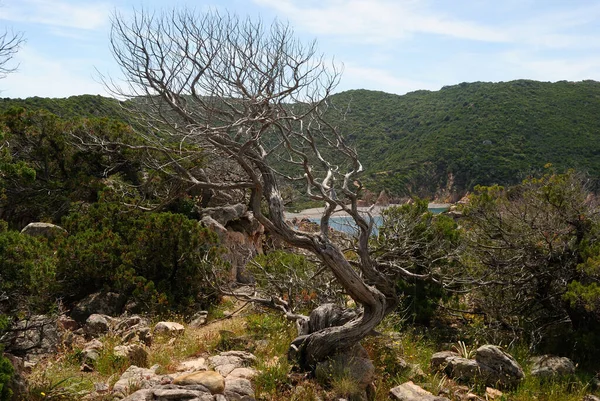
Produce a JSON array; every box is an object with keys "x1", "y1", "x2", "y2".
[
  {"x1": 0, "y1": 28, "x2": 24, "y2": 79},
  {"x1": 106, "y1": 8, "x2": 445, "y2": 369}
]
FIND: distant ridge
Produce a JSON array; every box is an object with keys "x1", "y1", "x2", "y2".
[{"x1": 3, "y1": 79, "x2": 600, "y2": 199}]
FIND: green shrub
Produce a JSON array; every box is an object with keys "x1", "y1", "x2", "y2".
[
  {"x1": 0, "y1": 225, "x2": 58, "y2": 315},
  {"x1": 57, "y1": 202, "x2": 222, "y2": 314}
]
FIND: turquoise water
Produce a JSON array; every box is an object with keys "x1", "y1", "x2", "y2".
[{"x1": 310, "y1": 205, "x2": 450, "y2": 235}]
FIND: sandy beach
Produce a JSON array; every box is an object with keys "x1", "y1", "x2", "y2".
[{"x1": 285, "y1": 203, "x2": 451, "y2": 220}]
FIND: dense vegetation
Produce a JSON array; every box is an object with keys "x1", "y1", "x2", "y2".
[
  {"x1": 4, "y1": 80, "x2": 600, "y2": 200},
  {"x1": 329, "y1": 80, "x2": 600, "y2": 197}
]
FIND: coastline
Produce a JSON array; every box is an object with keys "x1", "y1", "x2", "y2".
[{"x1": 285, "y1": 203, "x2": 451, "y2": 220}]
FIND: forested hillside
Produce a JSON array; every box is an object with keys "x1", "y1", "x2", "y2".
[
  {"x1": 3, "y1": 79, "x2": 600, "y2": 200},
  {"x1": 330, "y1": 79, "x2": 600, "y2": 199}
]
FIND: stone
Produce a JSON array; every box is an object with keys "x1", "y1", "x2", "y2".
[
  {"x1": 530, "y1": 355, "x2": 576, "y2": 377},
  {"x1": 445, "y1": 357, "x2": 481, "y2": 381},
  {"x1": 20, "y1": 222, "x2": 67, "y2": 239},
  {"x1": 430, "y1": 351, "x2": 460, "y2": 370},
  {"x1": 71, "y1": 292, "x2": 125, "y2": 323},
  {"x1": 84, "y1": 314, "x2": 111, "y2": 337},
  {"x1": 474, "y1": 345, "x2": 524, "y2": 387},
  {"x1": 224, "y1": 377, "x2": 254, "y2": 399},
  {"x1": 228, "y1": 367, "x2": 258, "y2": 380},
  {"x1": 121, "y1": 389, "x2": 153, "y2": 401},
  {"x1": 173, "y1": 370, "x2": 225, "y2": 394},
  {"x1": 114, "y1": 344, "x2": 148, "y2": 366},
  {"x1": 209, "y1": 351, "x2": 257, "y2": 376},
  {"x1": 176, "y1": 357, "x2": 208, "y2": 372},
  {"x1": 154, "y1": 321, "x2": 185, "y2": 336},
  {"x1": 152, "y1": 387, "x2": 212, "y2": 399},
  {"x1": 584, "y1": 395, "x2": 600, "y2": 401},
  {"x1": 314, "y1": 345, "x2": 374, "y2": 390},
  {"x1": 5, "y1": 315, "x2": 60, "y2": 362},
  {"x1": 390, "y1": 381, "x2": 450, "y2": 401},
  {"x1": 57, "y1": 315, "x2": 79, "y2": 331},
  {"x1": 113, "y1": 365, "x2": 162, "y2": 395},
  {"x1": 189, "y1": 311, "x2": 209, "y2": 328},
  {"x1": 485, "y1": 387, "x2": 503, "y2": 400}
]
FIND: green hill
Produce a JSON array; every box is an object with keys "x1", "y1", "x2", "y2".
[
  {"x1": 330, "y1": 80, "x2": 600, "y2": 199},
  {"x1": 0, "y1": 94, "x2": 130, "y2": 121},
  {"x1": 3, "y1": 80, "x2": 600, "y2": 200}
]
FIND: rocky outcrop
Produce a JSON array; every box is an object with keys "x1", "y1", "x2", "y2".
[
  {"x1": 2, "y1": 315, "x2": 60, "y2": 363},
  {"x1": 118, "y1": 350, "x2": 258, "y2": 401},
  {"x1": 530, "y1": 355, "x2": 575, "y2": 377},
  {"x1": 200, "y1": 205, "x2": 264, "y2": 284},
  {"x1": 390, "y1": 381, "x2": 450, "y2": 401},
  {"x1": 70, "y1": 292, "x2": 126, "y2": 323},
  {"x1": 432, "y1": 345, "x2": 524, "y2": 388}
]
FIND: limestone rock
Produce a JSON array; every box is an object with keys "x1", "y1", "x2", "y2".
[
  {"x1": 121, "y1": 389, "x2": 153, "y2": 401},
  {"x1": 154, "y1": 321, "x2": 185, "y2": 336},
  {"x1": 114, "y1": 344, "x2": 148, "y2": 366},
  {"x1": 530, "y1": 355, "x2": 575, "y2": 377},
  {"x1": 84, "y1": 314, "x2": 112, "y2": 337},
  {"x1": 173, "y1": 370, "x2": 225, "y2": 394},
  {"x1": 445, "y1": 357, "x2": 481, "y2": 381},
  {"x1": 224, "y1": 377, "x2": 254, "y2": 399},
  {"x1": 20, "y1": 222, "x2": 67, "y2": 239},
  {"x1": 5, "y1": 315, "x2": 60, "y2": 363},
  {"x1": 430, "y1": 351, "x2": 460, "y2": 371},
  {"x1": 176, "y1": 357, "x2": 208, "y2": 372},
  {"x1": 71, "y1": 292, "x2": 126, "y2": 323},
  {"x1": 113, "y1": 365, "x2": 163, "y2": 395},
  {"x1": 475, "y1": 345, "x2": 524, "y2": 387},
  {"x1": 390, "y1": 381, "x2": 450, "y2": 401},
  {"x1": 228, "y1": 367, "x2": 257, "y2": 380}
]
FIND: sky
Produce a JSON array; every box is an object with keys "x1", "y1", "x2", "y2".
[{"x1": 1, "y1": 0, "x2": 600, "y2": 98}]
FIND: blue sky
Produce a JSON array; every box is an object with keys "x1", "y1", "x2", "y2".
[{"x1": 1, "y1": 0, "x2": 600, "y2": 98}]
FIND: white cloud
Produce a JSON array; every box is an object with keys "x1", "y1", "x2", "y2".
[
  {"x1": 0, "y1": 46, "x2": 109, "y2": 98},
  {"x1": 341, "y1": 64, "x2": 439, "y2": 94},
  {"x1": 252, "y1": 0, "x2": 600, "y2": 49},
  {"x1": 0, "y1": 0, "x2": 111, "y2": 30}
]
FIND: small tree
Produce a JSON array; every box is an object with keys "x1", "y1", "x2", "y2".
[
  {"x1": 106, "y1": 8, "x2": 453, "y2": 369},
  {"x1": 462, "y1": 170, "x2": 600, "y2": 350}
]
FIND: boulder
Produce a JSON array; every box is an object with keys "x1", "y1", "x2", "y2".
[
  {"x1": 173, "y1": 370, "x2": 225, "y2": 394},
  {"x1": 113, "y1": 365, "x2": 165, "y2": 395},
  {"x1": 20, "y1": 222, "x2": 67, "y2": 239},
  {"x1": 445, "y1": 357, "x2": 481, "y2": 381},
  {"x1": 224, "y1": 377, "x2": 254, "y2": 400},
  {"x1": 154, "y1": 321, "x2": 185, "y2": 336},
  {"x1": 584, "y1": 395, "x2": 600, "y2": 401},
  {"x1": 430, "y1": 351, "x2": 460, "y2": 371},
  {"x1": 4, "y1": 315, "x2": 60, "y2": 362},
  {"x1": 84, "y1": 314, "x2": 112, "y2": 337},
  {"x1": 70, "y1": 292, "x2": 126, "y2": 323},
  {"x1": 314, "y1": 344, "x2": 375, "y2": 391},
  {"x1": 475, "y1": 345, "x2": 524, "y2": 387},
  {"x1": 530, "y1": 355, "x2": 575, "y2": 377},
  {"x1": 114, "y1": 344, "x2": 148, "y2": 366},
  {"x1": 390, "y1": 381, "x2": 450, "y2": 401}
]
